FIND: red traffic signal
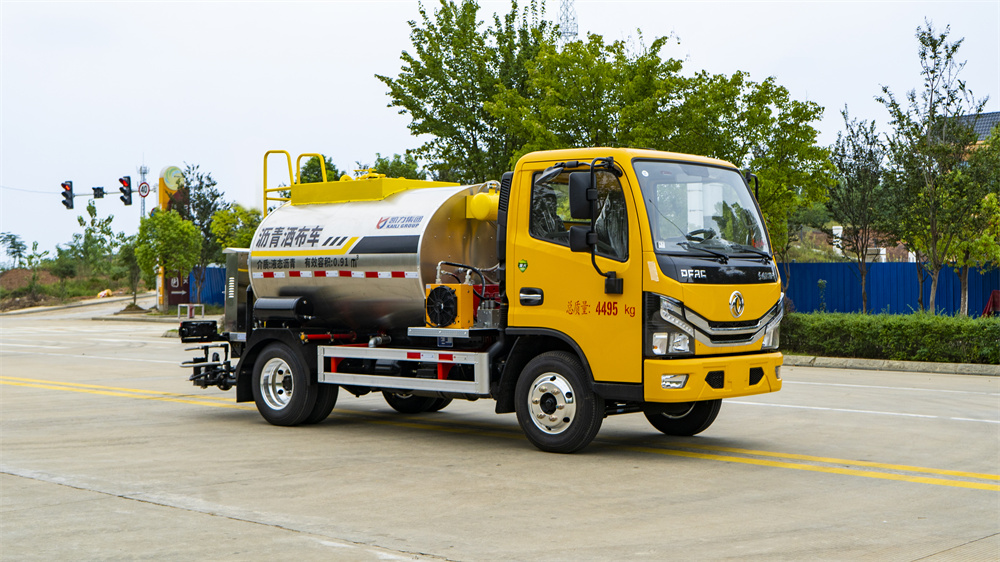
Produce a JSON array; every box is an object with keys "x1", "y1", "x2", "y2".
[
  {"x1": 61, "y1": 181, "x2": 74, "y2": 210},
  {"x1": 119, "y1": 176, "x2": 132, "y2": 206}
]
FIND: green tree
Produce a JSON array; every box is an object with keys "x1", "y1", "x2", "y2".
[
  {"x1": 181, "y1": 163, "x2": 227, "y2": 304},
  {"x1": 68, "y1": 201, "x2": 121, "y2": 278},
  {"x1": 877, "y1": 21, "x2": 989, "y2": 314},
  {"x1": 1, "y1": 232, "x2": 27, "y2": 268},
  {"x1": 135, "y1": 210, "x2": 200, "y2": 310},
  {"x1": 23, "y1": 242, "x2": 49, "y2": 301},
  {"x1": 299, "y1": 155, "x2": 345, "y2": 183},
  {"x1": 374, "y1": 152, "x2": 426, "y2": 179},
  {"x1": 828, "y1": 108, "x2": 889, "y2": 313},
  {"x1": 376, "y1": 0, "x2": 555, "y2": 183},
  {"x1": 116, "y1": 236, "x2": 144, "y2": 306},
  {"x1": 50, "y1": 246, "x2": 77, "y2": 300},
  {"x1": 946, "y1": 125, "x2": 1000, "y2": 315},
  {"x1": 211, "y1": 204, "x2": 262, "y2": 249}
]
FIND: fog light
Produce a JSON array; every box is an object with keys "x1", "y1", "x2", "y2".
[{"x1": 661, "y1": 374, "x2": 688, "y2": 389}]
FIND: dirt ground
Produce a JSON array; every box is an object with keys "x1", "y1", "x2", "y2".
[{"x1": 0, "y1": 268, "x2": 58, "y2": 291}]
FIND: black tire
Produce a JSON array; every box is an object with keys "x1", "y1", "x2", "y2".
[
  {"x1": 426, "y1": 397, "x2": 452, "y2": 412},
  {"x1": 251, "y1": 343, "x2": 318, "y2": 426},
  {"x1": 383, "y1": 391, "x2": 439, "y2": 414},
  {"x1": 304, "y1": 384, "x2": 339, "y2": 424},
  {"x1": 643, "y1": 400, "x2": 721, "y2": 436},
  {"x1": 514, "y1": 351, "x2": 603, "y2": 453}
]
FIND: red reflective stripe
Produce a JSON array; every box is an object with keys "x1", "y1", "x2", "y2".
[
  {"x1": 340, "y1": 271, "x2": 352, "y2": 277},
  {"x1": 439, "y1": 354, "x2": 453, "y2": 361},
  {"x1": 391, "y1": 271, "x2": 405, "y2": 278},
  {"x1": 406, "y1": 352, "x2": 421, "y2": 359},
  {"x1": 262, "y1": 272, "x2": 275, "y2": 278},
  {"x1": 289, "y1": 271, "x2": 301, "y2": 277},
  {"x1": 314, "y1": 271, "x2": 327, "y2": 277},
  {"x1": 364, "y1": 271, "x2": 378, "y2": 278}
]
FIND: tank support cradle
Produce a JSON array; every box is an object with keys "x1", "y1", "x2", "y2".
[{"x1": 182, "y1": 344, "x2": 237, "y2": 391}]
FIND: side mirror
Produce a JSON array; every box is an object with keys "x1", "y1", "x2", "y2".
[
  {"x1": 569, "y1": 172, "x2": 595, "y2": 220},
  {"x1": 569, "y1": 225, "x2": 594, "y2": 253}
]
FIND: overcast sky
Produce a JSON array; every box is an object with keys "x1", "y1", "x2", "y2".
[{"x1": 1, "y1": 0, "x2": 998, "y2": 258}]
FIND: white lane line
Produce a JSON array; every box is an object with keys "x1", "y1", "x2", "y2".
[
  {"x1": 784, "y1": 380, "x2": 999, "y2": 396},
  {"x1": 729, "y1": 400, "x2": 1000, "y2": 424},
  {"x1": 0, "y1": 343, "x2": 68, "y2": 349},
  {"x1": 0, "y1": 351, "x2": 178, "y2": 364}
]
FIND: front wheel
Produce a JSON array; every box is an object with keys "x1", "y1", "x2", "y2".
[
  {"x1": 252, "y1": 343, "x2": 318, "y2": 426},
  {"x1": 643, "y1": 400, "x2": 721, "y2": 436},
  {"x1": 514, "y1": 351, "x2": 603, "y2": 453}
]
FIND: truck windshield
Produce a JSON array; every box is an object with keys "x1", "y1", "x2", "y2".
[{"x1": 634, "y1": 160, "x2": 770, "y2": 257}]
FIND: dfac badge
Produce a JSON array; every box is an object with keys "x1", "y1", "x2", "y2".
[{"x1": 729, "y1": 291, "x2": 745, "y2": 318}]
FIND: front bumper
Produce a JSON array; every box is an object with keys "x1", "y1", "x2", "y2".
[{"x1": 644, "y1": 352, "x2": 783, "y2": 403}]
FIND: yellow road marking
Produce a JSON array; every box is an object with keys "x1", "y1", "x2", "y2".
[{"x1": 3, "y1": 375, "x2": 997, "y2": 491}]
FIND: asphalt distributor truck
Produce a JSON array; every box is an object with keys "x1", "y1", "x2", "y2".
[{"x1": 180, "y1": 147, "x2": 784, "y2": 453}]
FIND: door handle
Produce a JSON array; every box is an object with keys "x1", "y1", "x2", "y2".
[{"x1": 519, "y1": 288, "x2": 544, "y2": 306}]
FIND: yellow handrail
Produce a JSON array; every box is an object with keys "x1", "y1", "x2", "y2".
[
  {"x1": 263, "y1": 150, "x2": 293, "y2": 217},
  {"x1": 296, "y1": 153, "x2": 327, "y2": 184}
]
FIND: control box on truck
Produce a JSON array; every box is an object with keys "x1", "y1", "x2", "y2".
[{"x1": 180, "y1": 147, "x2": 784, "y2": 453}]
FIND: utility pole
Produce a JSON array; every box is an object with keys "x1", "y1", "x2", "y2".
[{"x1": 138, "y1": 164, "x2": 149, "y2": 216}]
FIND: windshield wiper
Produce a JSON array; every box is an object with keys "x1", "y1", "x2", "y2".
[
  {"x1": 678, "y1": 242, "x2": 729, "y2": 264},
  {"x1": 730, "y1": 243, "x2": 771, "y2": 259}
]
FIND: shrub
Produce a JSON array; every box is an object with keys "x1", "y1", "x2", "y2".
[{"x1": 781, "y1": 312, "x2": 1000, "y2": 364}]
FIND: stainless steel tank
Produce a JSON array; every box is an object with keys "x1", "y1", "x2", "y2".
[{"x1": 248, "y1": 184, "x2": 497, "y2": 332}]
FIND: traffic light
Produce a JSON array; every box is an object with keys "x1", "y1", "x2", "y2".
[
  {"x1": 61, "y1": 181, "x2": 74, "y2": 210},
  {"x1": 92, "y1": 187, "x2": 105, "y2": 199},
  {"x1": 119, "y1": 176, "x2": 132, "y2": 206}
]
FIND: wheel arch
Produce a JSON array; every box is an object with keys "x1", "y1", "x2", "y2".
[
  {"x1": 494, "y1": 328, "x2": 594, "y2": 414},
  {"x1": 235, "y1": 328, "x2": 316, "y2": 403}
]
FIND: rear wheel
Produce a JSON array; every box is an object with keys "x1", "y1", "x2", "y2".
[
  {"x1": 252, "y1": 343, "x2": 318, "y2": 426},
  {"x1": 383, "y1": 391, "x2": 439, "y2": 414},
  {"x1": 643, "y1": 400, "x2": 721, "y2": 436},
  {"x1": 514, "y1": 351, "x2": 603, "y2": 453}
]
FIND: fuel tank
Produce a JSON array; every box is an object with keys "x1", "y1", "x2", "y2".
[{"x1": 248, "y1": 184, "x2": 497, "y2": 333}]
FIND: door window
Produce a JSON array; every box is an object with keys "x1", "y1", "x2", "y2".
[{"x1": 529, "y1": 170, "x2": 628, "y2": 262}]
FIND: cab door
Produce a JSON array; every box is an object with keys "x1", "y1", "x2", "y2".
[{"x1": 507, "y1": 161, "x2": 644, "y2": 384}]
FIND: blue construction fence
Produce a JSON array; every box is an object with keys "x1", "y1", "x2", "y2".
[
  {"x1": 188, "y1": 266, "x2": 226, "y2": 307},
  {"x1": 780, "y1": 262, "x2": 999, "y2": 317},
  {"x1": 188, "y1": 262, "x2": 999, "y2": 316}
]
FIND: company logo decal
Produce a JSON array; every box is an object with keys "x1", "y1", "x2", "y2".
[
  {"x1": 517, "y1": 259, "x2": 528, "y2": 273},
  {"x1": 729, "y1": 291, "x2": 745, "y2": 318},
  {"x1": 376, "y1": 215, "x2": 423, "y2": 229}
]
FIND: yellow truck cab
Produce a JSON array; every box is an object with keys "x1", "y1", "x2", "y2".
[{"x1": 180, "y1": 147, "x2": 783, "y2": 453}]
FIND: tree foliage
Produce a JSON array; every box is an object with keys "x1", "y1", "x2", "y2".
[
  {"x1": 828, "y1": 108, "x2": 889, "y2": 313},
  {"x1": 181, "y1": 163, "x2": 227, "y2": 303},
  {"x1": 1, "y1": 232, "x2": 27, "y2": 268},
  {"x1": 300, "y1": 155, "x2": 345, "y2": 184},
  {"x1": 135, "y1": 210, "x2": 200, "y2": 284},
  {"x1": 371, "y1": 153, "x2": 426, "y2": 179},
  {"x1": 877, "y1": 20, "x2": 989, "y2": 314},
  {"x1": 116, "y1": 236, "x2": 144, "y2": 305},
  {"x1": 68, "y1": 201, "x2": 122, "y2": 278},
  {"x1": 211, "y1": 204, "x2": 262, "y2": 249},
  {"x1": 376, "y1": 0, "x2": 555, "y2": 183}
]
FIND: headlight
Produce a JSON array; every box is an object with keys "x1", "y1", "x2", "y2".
[
  {"x1": 761, "y1": 322, "x2": 780, "y2": 350},
  {"x1": 647, "y1": 295, "x2": 694, "y2": 356}
]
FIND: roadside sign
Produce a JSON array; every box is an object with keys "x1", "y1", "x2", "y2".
[{"x1": 138, "y1": 181, "x2": 150, "y2": 198}]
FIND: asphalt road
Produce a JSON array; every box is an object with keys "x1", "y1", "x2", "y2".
[{"x1": 1, "y1": 304, "x2": 997, "y2": 560}]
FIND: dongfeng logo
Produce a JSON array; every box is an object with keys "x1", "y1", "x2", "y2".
[{"x1": 729, "y1": 291, "x2": 745, "y2": 318}]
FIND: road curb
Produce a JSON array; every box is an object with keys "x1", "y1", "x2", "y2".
[
  {"x1": 782, "y1": 354, "x2": 1000, "y2": 376},
  {"x1": 0, "y1": 293, "x2": 155, "y2": 316}
]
